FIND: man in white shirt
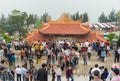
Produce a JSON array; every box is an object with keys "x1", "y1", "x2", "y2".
[
  {"x1": 42, "y1": 40, "x2": 46, "y2": 47},
  {"x1": 87, "y1": 45, "x2": 92, "y2": 60},
  {"x1": 56, "y1": 65, "x2": 62, "y2": 81},
  {"x1": 91, "y1": 64, "x2": 101, "y2": 74},
  {"x1": 84, "y1": 40, "x2": 89, "y2": 48},
  {"x1": 15, "y1": 65, "x2": 21, "y2": 81}
]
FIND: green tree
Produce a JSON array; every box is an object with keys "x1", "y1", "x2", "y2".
[
  {"x1": 98, "y1": 12, "x2": 108, "y2": 23},
  {"x1": 71, "y1": 12, "x2": 82, "y2": 21},
  {"x1": 34, "y1": 21, "x2": 42, "y2": 29},
  {"x1": 117, "y1": 36, "x2": 120, "y2": 47},
  {"x1": 2, "y1": 34, "x2": 11, "y2": 43},
  {"x1": 40, "y1": 12, "x2": 50, "y2": 23},
  {"x1": 108, "y1": 9, "x2": 117, "y2": 22},
  {"x1": 117, "y1": 35, "x2": 120, "y2": 47},
  {"x1": 71, "y1": 14, "x2": 76, "y2": 21},
  {"x1": 117, "y1": 10, "x2": 120, "y2": 30},
  {"x1": 82, "y1": 12, "x2": 89, "y2": 23},
  {"x1": 0, "y1": 14, "x2": 7, "y2": 31},
  {"x1": 0, "y1": 29, "x2": 5, "y2": 34},
  {"x1": 107, "y1": 33, "x2": 118, "y2": 44},
  {"x1": 8, "y1": 9, "x2": 28, "y2": 40}
]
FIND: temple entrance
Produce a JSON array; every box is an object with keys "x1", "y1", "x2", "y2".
[{"x1": 55, "y1": 36, "x2": 75, "y2": 43}]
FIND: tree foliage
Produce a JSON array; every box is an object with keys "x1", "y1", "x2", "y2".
[
  {"x1": 71, "y1": 12, "x2": 89, "y2": 23},
  {"x1": 2, "y1": 34, "x2": 11, "y2": 43},
  {"x1": 9, "y1": 9, "x2": 28, "y2": 40},
  {"x1": 117, "y1": 36, "x2": 120, "y2": 47},
  {"x1": 34, "y1": 21, "x2": 42, "y2": 29},
  {"x1": 98, "y1": 10, "x2": 118, "y2": 23},
  {"x1": 0, "y1": 14, "x2": 7, "y2": 31},
  {"x1": 98, "y1": 12, "x2": 108, "y2": 23},
  {"x1": 107, "y1": 33, "x2": 118, "y2": 44},
  {"x1": 82, "y1": 12, "x2": 89, "y2": 23},
  {"x1": 71, "y1": 12, "x2": 81, "y2": 21},
  {"x1": 40, "y1": 12, "x2": 50, "y2": 23},
  {"x1": 117, "y1": 10, "x2": 120, "y2": 29},
  {"x1": 108, "y1": 9, "x2": 117, "y2": 22},
  {"x1": 0, "y1": 9, "x2": 40, "y2": 40}
]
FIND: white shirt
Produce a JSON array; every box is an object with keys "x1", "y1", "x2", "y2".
[
  {"x1": 47, "y1": 48, "x2": 52, "y2": 55},
  {"x1": 84, "y1": 42, "x2": 89, "y2": 47},
  {"x1": 56, "y1": 68, "x2": 62, "y2": 76},
  {"x1": 100, "y1": 42, "x2": 105, "y2": 47},
  {"x1": 16, "y1": 67, "x2": 21, "y2": 74},
  {"x1": 75, "y1": 51, "x2": 79, "y2": 58},
  {"x1": 91, "y1": 68, "x2": 101, "y2": 74},
  {"x1": 88, "y1": 47, "x2": 92, "y2": 53},
  {"x1": 42, "y1": 42, "x2": 46, "y2": 47},
  {"x1": 0, "y1": 49, "x2": 4, "y2": 60},
  {"x1": 118, "y1": 49, "x2": 120, "y2": 54}
]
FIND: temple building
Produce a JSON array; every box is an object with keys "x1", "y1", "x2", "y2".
[{"x1": 25, "y1": 13, "x2": 106, "y2": 43}]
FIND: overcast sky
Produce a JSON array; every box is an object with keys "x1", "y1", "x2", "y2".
[{"x1": 0, "y1": 0, "x2": 120, "y2": 23}]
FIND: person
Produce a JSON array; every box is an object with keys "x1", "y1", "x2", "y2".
[
  {"x1": 0, "y1": 65, "x2": 6, "y2": 81},
  {"x1": 92, "y1": 70, "x2": 102, "y2": 81},
  {"x1": 101, "y1": 68, "x2": 109, "y2": 81},
  {"x1": 91, "y1": 64, "x2": 101, "y2": 75},
  {"x1": 84, "y1": 40, "x2": 89, "y2": 49},
  {"x1": 0, "y1": 59, "x2": 14, "y2": 81},
  {"x1": 25, "y1": 72, "x2": 29, "y2": 81},
  {"x1": 20, "y1": 49, "x2": 25, "y2": 61},
  {"x1": 114, "y1": 48, "x2": 119, "y2": 63},
  {"x1": 56, "y1": 65, "x2": 62, "y2": 81},
  {"x1": 21, "y1": 65, "x2": 27, "y2": 81},
  {"x1": 111, "y1": 68, "x2": 120, "y2": 81},
  {"x1": 87, "y1": 45, "x2": 92, "y2": 60},
  {"x1": 106, "y1": 64, "x2": 119, "y2": 81},
  {"x1": 36, "y1": 51, "x2": 41, "y2": 64},
  {"x1": 11, "y1": 53, "x2": 16, "y2": 66},
  {"x1": 81, "y1": 46, "x2": 87, "y2": 65},
  {"x1": 37, "y1": 63, "x2": 48, "y2": 81},
  {"x1": 15, "y1": 65, "x2": 21, "y2": 81},
  {"x1": 29, "y1": 66, "x2": 35, "y2": 81},
  {"x1": 52, "y1": 69, "x2": 56, "y2": 81},
  {"x1": 0, "y1": 47, "x2": 4, "y2": 61},
  {"x1": 101, "y1": 48, "x2": 106, "y2": 62},
  {"x1": 89, "y1": 67, "x2": 93, "y2": 81},
  {"x1": 66, "y1": 66, "x2": 74, "y2": 81}
]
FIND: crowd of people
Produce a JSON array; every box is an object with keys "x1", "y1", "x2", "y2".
[
  {"x1": 88, "y1": 64, "x2": 120, "y2": 81},
  {"x1": 0, "y1": 39, "x2": 120, "y2": 81}
]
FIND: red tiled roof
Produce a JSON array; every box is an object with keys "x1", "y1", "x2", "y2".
[
  {"x1": 25, "y1": 29, "x2": 106, "y2": 43},
  {"x1": 40, "y1": 23, "x2": 90, "y2": 35},
  {"x1": 76, "y1": 32, "x2": 106, "y2": 43}
]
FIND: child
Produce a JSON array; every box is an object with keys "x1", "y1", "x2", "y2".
[{"x1": 25, "y1": 72, "x2": 29, "y2": 81}]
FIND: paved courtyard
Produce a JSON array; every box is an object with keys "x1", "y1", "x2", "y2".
[
  {"x1": 14, "y1": 50, "x2": 115, "y2": 81},
  {"x1": 48, "y1": 75, "x2": 89, "y2": 81}
]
